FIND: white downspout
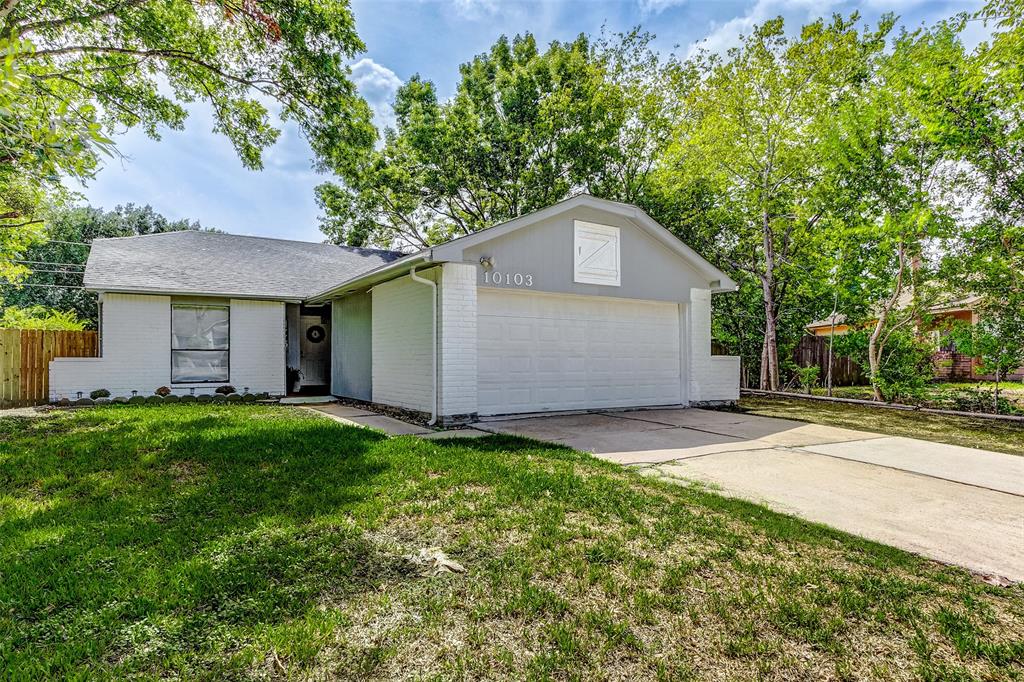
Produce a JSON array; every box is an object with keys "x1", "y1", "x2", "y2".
[{"x1": 409, "y1": 265, "x2": 438, "y2": 426}]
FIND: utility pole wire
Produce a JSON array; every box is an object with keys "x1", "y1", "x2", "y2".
[
  {"x1": 23, "y1": 268, "x2": 86, "y2": 275},
  {"x1": 14, "y1": 260, "x2": 86, "y2": 268},
  {"x1": 0, "y1": 283, "x2": 89, "y2": 289}
]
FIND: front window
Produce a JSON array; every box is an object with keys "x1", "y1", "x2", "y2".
[{"x1": 171, "y1": 304, "x2": 229, "y2": 382}]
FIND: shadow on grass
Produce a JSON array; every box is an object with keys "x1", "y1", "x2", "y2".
[{"x1": 0, "y1": 406, "x2": 423, "y2": 677}]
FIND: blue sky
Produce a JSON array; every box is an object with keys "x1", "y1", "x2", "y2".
[{"x1": 76, "y1": 0, "x2": 980, "y2": 242}]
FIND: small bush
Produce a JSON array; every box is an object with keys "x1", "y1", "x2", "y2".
[
  {"x1": 215, "y1": 385, "x2": 236, "y2": 395},
  {"x1": 154, "y1": 386, "x2": 172, "y2": 397},
  {"x1": 932, "y1": 387, "x2": 1021, "y2": 416},
  {"x1": 834, "y1": 329, "x2": 934, "y2": 402},
  {"x1": 792, "y1": 366, "x2": 820, "y2": 394},
  {"x1": 89, "y1": 389, "x2": 110, "y2": 400}
]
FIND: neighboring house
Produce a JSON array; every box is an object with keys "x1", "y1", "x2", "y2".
[
  {"x1": 50, "y1": 195, "x2": 740, "y2": 422},
  {"x1": 806, "y1": 295, "x2": 1023, "y2": 381}
]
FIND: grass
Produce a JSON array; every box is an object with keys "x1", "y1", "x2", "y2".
[
  {"x1": 804, "y1": 382, "x2": 1024, "y2": 413},
  {"x1": 738, "y1": 396, "x2": 1024, "y2": 457},
  {"x1": 1, "y1": 404, "x2": 1022, "y2": 680}
]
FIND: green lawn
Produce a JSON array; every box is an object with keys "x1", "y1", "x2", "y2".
[
  {"x1": 739, "y1": 396, "x2": 1024, "y2": 456},
  {"x1": 2, "y1": 405, "x2": 1022, "y2": 680},
  {"x1": 805, "y1": 382, "x2": 1024, "y2": 414}
]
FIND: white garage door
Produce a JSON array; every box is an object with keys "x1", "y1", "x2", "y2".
[{"x1": 478, "y1": 289, "x2": 682, "y2": 415}]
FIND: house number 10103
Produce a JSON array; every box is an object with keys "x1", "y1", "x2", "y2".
[{"x1": 484, "y1": 271, "x2": 533, "y2": 287}]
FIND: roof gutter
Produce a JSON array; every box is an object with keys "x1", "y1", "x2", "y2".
[
  {"x1": 87, "y1": 286, "x2": 304, "y2": 303},
  {"x1": 306, "y1": 249, "x2": 435, "y2": 303}
]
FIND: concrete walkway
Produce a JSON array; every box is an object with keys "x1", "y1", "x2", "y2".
[{"x1": 478, "y1": 408, "x2": 1024, "y2": 582}]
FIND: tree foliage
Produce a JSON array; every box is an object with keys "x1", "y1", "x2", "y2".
[
  {"x1": 317, "y1": 31, "x2": 677, "y2": 248},
  {"x1": 656, "y1": 15, "x2": 891, "y2": 390},
  {"x1": 3, "y1": 204, "x2": 210, "y2": 326},
  {"x1": 0, "y1": 303, "x2": 85, "y2": 330},
  {"x1": 1, "y1": 0, "x2": 375, "y2": 277}
]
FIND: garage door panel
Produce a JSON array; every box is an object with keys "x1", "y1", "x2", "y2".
[{"x1": 478, "y1": 290, "x2": 681, "y2": 415}]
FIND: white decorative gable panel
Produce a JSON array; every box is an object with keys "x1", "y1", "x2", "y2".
[{"x1": 573, "y1": 220, "x2": 620, "y2": 286}]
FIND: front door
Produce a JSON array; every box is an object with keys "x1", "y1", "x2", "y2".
[{"x1": 299, "y1": 315, "x2": 330, "y2": 387}]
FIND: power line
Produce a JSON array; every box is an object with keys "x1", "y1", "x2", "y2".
[
  {"x1": 45, "y1": 239, "x2": 92, "y2": 247},
  {"x1": 14, "y1": 260, "x2": 86, "y2": 268},
  {"x1": 0, "y1": 283, "x2": 89, "y2": 290},
  {"x1": 25, "y1": 269, "x2": 86, "y2": 275}
]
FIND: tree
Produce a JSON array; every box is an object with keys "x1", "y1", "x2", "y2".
[
  {"x1": 2, "y1": 204, "x2": 209, "y2": 326},
  {"x1": 911, "y1": 0, "x2": 1024, "y2": 409},
  {"x1": 317, "y1": 31, "x2": 678, "y2": 248},
  {"x1": 659, "y1": 15, "x2": 891, "y2": 390},
  {"x1": 0, "y1": 304, "x2": 84, "y2": 330},
  {"x1": 820, "y1": 26, "x2": 956, "y2": 401},
  {"x1": 949, "y1": 315, "x2": 1024, "y2": 412},
  {"x1": 1, "y1": 0, "x2": 375, "y2": 275},
  {"x1": 0, "y1": 36, "x2": 113, "y2": 281}
]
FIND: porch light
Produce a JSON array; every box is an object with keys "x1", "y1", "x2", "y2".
[
  {"x1": 190, "y1": 387, "x2": 195, "y2": 395},
  {"x1": 479, "y1": 255, "x2": 494, "y2": 270},
  {"x1": 76, "y1": 391, "x2": 82, "y2": 399},
  {"x1": 243, "y1": 387, "x2": 249, "y2": 394},
  {"x1": 131, "y1": 390, "x2": 137, "y2": 397}
]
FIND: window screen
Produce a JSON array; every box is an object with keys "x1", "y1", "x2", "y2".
[{"x1": 171, "y1": 305, "x2": 229, "y2": 382}]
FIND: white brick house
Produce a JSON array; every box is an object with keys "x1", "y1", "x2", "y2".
[{"x1": 51, "y1": 195, "x2": 739, "y2": 422}]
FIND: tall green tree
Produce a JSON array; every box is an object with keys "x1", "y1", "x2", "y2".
[
  {"x1": 658, "y1": 15, "x2": 891, "y2": 390},
  {"x1": 2, "y1": 204, "x2": 209, "y2": 326},
  {"x1": 317, "y1": 31, "x2": 677, "y2": 248},
  {"x1": 1, "y1": 0, "x2": 375, "y2": 275},
  {"x1": 821, "y1": 26, "x2": 957, "y2": 400},
  {"x1": 0, "y1": 35, "x2": 113, "y2": 281},
  {"x1": 916, "y1": 0, "x2": 1024, "y2": 406}
]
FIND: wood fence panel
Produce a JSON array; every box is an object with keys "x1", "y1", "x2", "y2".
[
  {"x1": 0, "y1": 329, "x2": 98, "y2": 407},
  {"x1": 1, "y1": 329, "x2": 19, "y2": 405},
  {"x1": 791, "y1": 334, "x2": 864, "y2": 386}
]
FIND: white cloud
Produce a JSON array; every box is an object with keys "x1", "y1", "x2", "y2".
[
  {"x1": 350, "y1": 57, "x2": 403, "y2": 133},
  {"x1": 449, "y1": 0, "x2": 499, "y2": 20},
  {"x1": 637, "y1": 0, "x2": 687, "y2": 16},
  {"x1": 687, "y1": 0, "x2": 841, "y2": 57}
]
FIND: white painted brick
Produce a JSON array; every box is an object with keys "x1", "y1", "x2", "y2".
[
  {"x1": 438, "y1": 262, "x2": 477, "y2": 417},
  {"x1": 49, "y1": 293, "x2": 286, "y2": 400},
  {"x1": 686, "y1": 288, "x2": 739, "y2": 403},
  {"x1": 228, "y1": 299, "x2": 287, "y2": 395}
]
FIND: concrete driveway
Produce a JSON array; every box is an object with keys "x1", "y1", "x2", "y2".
[{"x1": 477, "y1": 408, "x2": 1024, "y2": 582}]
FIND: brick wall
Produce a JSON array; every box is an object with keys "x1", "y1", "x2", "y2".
[
  {"x1": 932, "y1": 350, "x2": 975, "y2": 381},
  {"x1": 228, "y1": 299, "x2": 286, "y2": 395},
  {"x1": 438, "y1": 262, "x2": 477, "y2": 419},
  {"x1": 686, "y1": 288, "x2": 739, "y2": 403},
  {"x1": 49, "y1": 293, "x2": 286, "y2": 400}
]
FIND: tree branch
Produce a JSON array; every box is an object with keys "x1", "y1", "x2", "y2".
[{"x1": 18, "y1": 0, "x2": 152, "y2": 35}]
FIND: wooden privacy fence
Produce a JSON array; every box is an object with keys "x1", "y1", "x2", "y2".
[
  {"x1": 792, "y1": 334, "x2": 864, "y2": 386},
  {"x1": 0, "y1": 329, "x2": 98, "y2": 407}
]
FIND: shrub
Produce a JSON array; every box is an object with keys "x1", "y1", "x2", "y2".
[
  {"x1": 154, "y1": 386, "x2": 172, "y2": 397},
  {"x1": 215, "y1": 385, "x2": 236, "y2": 395},
  {"x1": 0, "y1": 305, "x2": 86, "y2": 330},
  {"x1": 935, "y1": 387, "x2": 1021, "y2": 416},
  {"x1": 792, "y1": 366, "x2": 820, "y2": 394},
  {"x1": 834, "y1": 329, "x2": 934, "y2": 403},
  {"x1": 89, "y1": 389, "x2": 110, "y2": 399}
]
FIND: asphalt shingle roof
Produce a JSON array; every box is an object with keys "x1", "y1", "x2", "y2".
[{"x1": 84, "y1": 231, "x2": 405, "y2": 300}]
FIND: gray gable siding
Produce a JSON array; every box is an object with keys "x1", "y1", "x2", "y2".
[{"x1": 460, "y1": 205, "x2": 711, "y2": 303}]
